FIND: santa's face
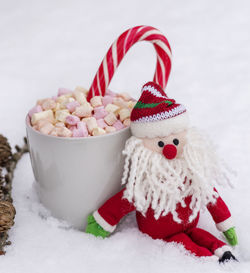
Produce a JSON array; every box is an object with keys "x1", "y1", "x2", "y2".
[
  {"x1": 122, "y1": 128, "x2": 230, "y2": 222},
  {"x1": 142, "y1": 130, "x2": 187, "y2": 160}
]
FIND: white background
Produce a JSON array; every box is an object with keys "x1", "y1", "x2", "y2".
[{"x1": 0, "y1": 0, "x2": 249, "y2": 272}]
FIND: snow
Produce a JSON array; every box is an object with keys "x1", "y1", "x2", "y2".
[{"x1": 0, "y1": 0, "x2": 250, "y2": 272}]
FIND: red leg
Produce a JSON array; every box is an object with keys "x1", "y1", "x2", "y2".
[
  {"x1": 165, "y1": 232, "x2": 213, "y2": 257},
  {"x1": 186, "y1": 228, "x2": 228, "y2": 256}
]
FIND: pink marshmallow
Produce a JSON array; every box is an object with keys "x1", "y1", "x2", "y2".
[
  {"x1": 65, "y1": 115, "x2": 80, "y2": 125},
  {"x1": 58, "y1": 88, "x2": 72, "y2": 96},
  {"x1": 106, "y1": 89, "x2": 116, "y2": 97},
  {"x1": 72, "y1": 128, "x2": 85, "y2": 137},
  {"x1": 68, "y1": 125, "x2": 77, "y2": 131},
  {"x1": 93, "y1": 106, "x2": 108, "y2": 119},
  {"x1": 102, "y1": 95, "x2": 113, "y2": 107},
  {"x1": 76, "y1": 121, "x2": 88, "y2": 137},
  {"x1": 97, "y1": 119, "x2": 107, "y2": 129},
  {"x1": 66, "y1": 101, "x2": 80, "y2": 112},
  {"x1": 113, "y1": 120, "x2": 124, "y2": 131},
  {"x1": 28, "y1": 105, "x2": 43, "y2": 118}
]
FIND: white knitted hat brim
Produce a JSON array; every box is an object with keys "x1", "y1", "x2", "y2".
[{"x1": 130, "y1": 112, "x2": 189, "y2": 138}]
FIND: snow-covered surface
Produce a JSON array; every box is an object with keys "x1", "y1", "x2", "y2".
[{"x1": 0, "y1": 0, "x2": 250, "y2": 272}]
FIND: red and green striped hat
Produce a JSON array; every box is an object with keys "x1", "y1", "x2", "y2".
[{"x1": 130, "y1": 82, "x2": 189, "y2": 138}]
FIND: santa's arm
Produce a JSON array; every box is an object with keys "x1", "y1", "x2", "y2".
[
  {"x1": 85, "y1": 188, "x2": 135, "y2": 238},
  {"x1": 206, "y1": 189, "x2": 238, "y2": 246}
]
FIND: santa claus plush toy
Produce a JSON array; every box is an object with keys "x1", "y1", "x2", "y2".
[{"x1": 86, "y1": 81, "x2": 238, "y2": 263}]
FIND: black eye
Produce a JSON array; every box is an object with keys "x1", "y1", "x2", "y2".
[
  {"x1": 173, "y1": 138, "x2": 179, "y2": 146},
  {"x1": 158, "y1": 141, "x2": 165, "y2": 148}
]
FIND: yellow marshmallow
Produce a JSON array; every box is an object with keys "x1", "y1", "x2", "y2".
[
  {"x1": 105, "y1": 126, "x2": 116, "y2": 133},
  {"x1": 31, "y1": 110, "x2": 54, "y2": 125},
  {"x1": 118, "y1": 108, "x2": 131, "y2": 121},
  {"x1": 55, "y1": 109, "x2": 70, "y2": 122},
  {"x1": 73, "y1": 103, "x2": 93, "y2": 118},
  {"x1": 73, "y1": 90, "x2": 87, "y2": 105},
  {"x1": 74, "y1": 86, "x2": 88, "y2": 96},
  {"x1": 92, "y1": 127, "x2": 106, "y2": 136},
  {"x1": 104, "y1": 112, "x2": 117, "y2": 126},
  {"x1": 86, "y1": 117, "x2": 98, "y2": 133},
  {"x1": 90, "y1": 96, "x2": 102, "y2": 108}
]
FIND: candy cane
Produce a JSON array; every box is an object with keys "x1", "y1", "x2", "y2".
[{"x1": 87, "y1": 25, "x2": 172, "y2": 101}]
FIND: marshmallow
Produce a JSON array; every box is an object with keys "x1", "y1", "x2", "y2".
[
  {"x1": 56, "y1": 95, "x2": 72, "y2": 104},
  {"x1": 113, "y1": 97, "x2": 128, "y2": 108},
  {"x1": 123, "y1": 118, "x2": 131, "y2": 127},
  {"x1": 56, "y1": 127, "x2": 72, "y2": 137},
  {"x1": 53, "y1": 103, "x2": 61, "y2": 111},
  {"x1": 118, "y1": 92, "x2": 131, "y2": 101},
  {"x1": 102, "y1": 96, "x2": 113, "y2": 107},
  {"x1": 29, "y1": 87, "x2": 135, "y2": 137},
  {"x1": 28, "y1": 105, "x2": 43, "y2": 118},
  {"x1": 92, "y1": 127, "x2": 106, "y2": 136},
  {"x1": 128, "y1": 100, "x2": 137, "y2": 109},
  {"x1": 58, "y1": 88, "x2": 72, "y2": 97},
  {"x1": 74, "y1": 86, "x2": 88, "y2": 96},
  {"x1": 60, "y1": 97, "x2": 75, "y2": 109},
  {"x1": 76, "y1": 121, "x2": 88, "y2": 137},
  {"x1": 55, "y1": 109, "x2": 70, "y2": 122},
  {"x1": 50, "y1": 128, "x2": 58, "y2": 137},
  {"x1": 105, "y1": 103, "x2": 120, "y2": 115},
  {"x1": 36, "y1": 119, "x2": 52, "y2": 129},
  {"x1": 86, "y1": 117, "x2": 98, "y2": 133},
  {"x1": 73, "y1": 90, "x2": 87, "y2": 105},
  {"x1": 113, "y1": 120, "x2": 125, "y2": 131},
  {"x1": 97, "y1": 119, "x2": 107, "y2": 129},
  {"x1": 104, "y1": 112, "x2": 117, "y2": 126},
  {"x1": 90, "y1": 96, "x2": 102, "y2": 108},
  {"x1": 68, "y1": 125, "x2": 77, "y2": 131},
  {"x1": 73, "y1": 103, "x2": 93, "y2": 118},
  {"x1": 39, "y1": 122, "x2": 54, "y2": 135},
  {"x1": 106, "y1": 89, "x2": 116, "y2": 97},
  {"x1": 31, "y1": 110, "x2": 54, "y2": 125},
  {"x1": 55, "y1": 122, "x2": 65, "y2": 128},
  {"x1": 65, "y1": 115, "x2": 80, "y2": 125},
  {"x1": 93, "y1": 106, "x2": 108, "y2": 119},
  {"x1": 118, "y1": 108, "x2": 131, "y2": 121},
  {"x1": 66, "y1": 101, "x2": 80, "y2": 112},
  {"x1": 42, "y1": 98, "x2": 57, "y2": 111},
  {"x1": 36, "y1": 99, "x2": 46, "y2": 106},
  {"x1": 105, "y1": 126, "x2": 116, "y2": 133}
]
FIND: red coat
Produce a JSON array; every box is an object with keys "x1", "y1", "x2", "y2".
[{"x1": 93, "y1": 188, "x2": 233, "y2": 239}]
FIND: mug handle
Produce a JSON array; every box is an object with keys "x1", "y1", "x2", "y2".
[{"x1": 87, "y1": 25, "x2": 172, "y2": 101}]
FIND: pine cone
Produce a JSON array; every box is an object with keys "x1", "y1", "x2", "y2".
[
  {"x1": 0, "y1": 201, "x2": 16, "y2": 233},
  {"x1": 0, "y1": 135, "x2": 12, "y2": 167}
]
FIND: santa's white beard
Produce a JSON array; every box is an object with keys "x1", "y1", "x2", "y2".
[{"x1": 121, "y1": 128, "x2": 231, "y2": 223}]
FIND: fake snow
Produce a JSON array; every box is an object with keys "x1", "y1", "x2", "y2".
[{"x1": 0, "y1": 0, "x2": 249, "y2": 272}]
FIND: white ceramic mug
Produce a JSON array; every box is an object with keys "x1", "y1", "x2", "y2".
[{"x1": 26, "y1": 117, "x2": 131, "y2": 230}]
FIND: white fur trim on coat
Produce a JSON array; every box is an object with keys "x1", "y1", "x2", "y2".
[
  {"x1": 93, "y1": 210, "x2": 116, "y2": 233},
  {"x1": 130, "y1": 111, "x2": 189, "y2": 138},
  {"x1": 214, "y1": 245, "x2": 232, "y2": 258},
  {"x1": 216, "y1": 217, "x2": 234, "y2": 232}
]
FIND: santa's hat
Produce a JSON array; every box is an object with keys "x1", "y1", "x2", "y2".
[{"x1": 130, "y1": 82, "x2": 189, "y2": 138}]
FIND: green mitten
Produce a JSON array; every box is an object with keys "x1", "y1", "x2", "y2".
[
  {"x1": 223, "y1": 227, "x2": 238, "y2": 246},
  {"x1": 85, "y1": 214, "x2": 110, "y2": 238}
]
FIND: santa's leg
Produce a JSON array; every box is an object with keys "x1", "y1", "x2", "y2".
[
  {"x1": 165, "y1": 232, "x2": 213, "y2": 257},
  {"x1": 185, "y1": 228, "x2": 235, "y2": 261}
]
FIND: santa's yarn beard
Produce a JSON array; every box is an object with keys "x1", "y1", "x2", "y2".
[{"x1": 121, "y1": 128, "x2": 232, "y2": 224}]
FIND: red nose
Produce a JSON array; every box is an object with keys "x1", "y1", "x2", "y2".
[{"x1": 163, "y1": 144, "x2": 177, "y2": 160}]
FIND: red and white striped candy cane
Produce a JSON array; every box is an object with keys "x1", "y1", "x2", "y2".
[{"x1": 87, "y1": 25, "x2": 172, "y2": 101}]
